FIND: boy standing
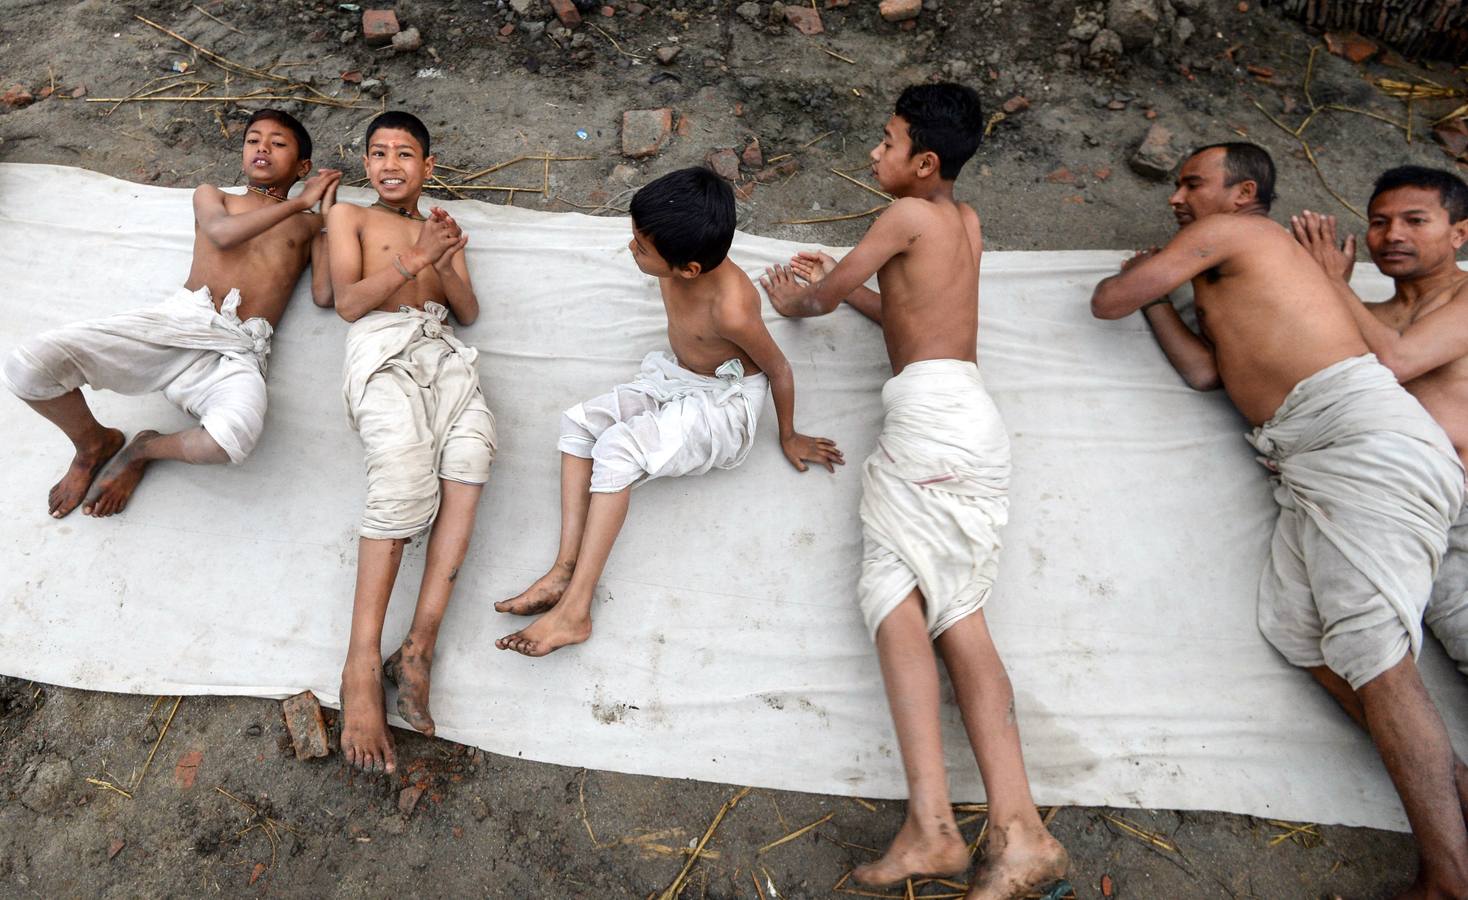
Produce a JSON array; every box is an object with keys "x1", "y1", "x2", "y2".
[
  {"x1": 327, "y1": 111, "x2": 495, "y2": 774},
  {"x1": 762, "y1": 85, "x2": 1068, "y2": 898},
  {"x1": 495, "y1": 167, "x2": 842, "y2": 657},
  {"x1": 2, "y1": 109, "x2": 339, "y2": 517}
]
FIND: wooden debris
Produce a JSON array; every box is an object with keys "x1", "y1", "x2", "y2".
[
  {"x1": 758, "y1": 811, "x2": 835, "y2": 854},
  {"x1": 1100, "y1": 812, "x2": 1178, "y2": 852},
  {"x1": 657, "y1": 786, "x2": 751, "y2": 900}
]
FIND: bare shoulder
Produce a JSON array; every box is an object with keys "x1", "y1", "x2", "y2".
[
  {"x1": 326, "y1": 201, "x2": 362, "y2": 226},
  {"x1": 194, "y1": 183, "x2": 224, "y2": 200},
  {"x1": 710, "y1": 264, "x2": 761, "y2": 327}
]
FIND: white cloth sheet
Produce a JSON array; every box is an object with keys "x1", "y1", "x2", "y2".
[{"x1": 2, "y1": 164, "x2": 1466, "y2": 831}]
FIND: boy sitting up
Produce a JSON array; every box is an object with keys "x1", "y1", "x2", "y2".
[
  {"x1": 762, "y1": 84, "x2": 1068, "y2": 899},
  {"x1": 327, "y1": 111, "x2": 496, "y2": 774},
  {"x1": 2, "y1": 109, "x2": 339, "y2": 518},
  {"x1": 495, "y1": 166, "x2": 842, "y2": 657}
]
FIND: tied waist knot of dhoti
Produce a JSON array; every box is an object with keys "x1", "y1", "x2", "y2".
[
  {"x1": 97, "y1": 285, "x2": 274, "y2": 376},
  {"x1": 1248, "y1": 353, "x2": 1464, "y2": 667},
  {"x1": 627, "y1": 352, "x2": 765, "y2": 472},
  {"x1": 342, "y1": 302, "x2": 478, "y2": 414}
]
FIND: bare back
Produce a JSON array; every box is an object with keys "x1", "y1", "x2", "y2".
[
  {"x1": 184, "y1": 191, "x2": 319, "y2": 326},
  {"x1": 876, "y1": 198, "x2": 982, "y2": 374},
  {"x1": 345, "y1": 204, "x2": 456, "y2": 313},
  {"x1": 1370, "y1": 273, "x2": 1468, "y2": 467},
  {"x1": 1189, "y1": 216, "x2": 1367, "y2": 424},
  {"x1": 663, "y1": 260, "x2": 761, "y2": 377}
]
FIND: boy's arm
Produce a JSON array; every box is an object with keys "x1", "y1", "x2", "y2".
[
  {"x1": 428, "y1": 209, "x2": 478, "y2": 326},
  {"x1": 760, "y1": 200, "x2": 924, "y2": 318},
  {"x1": 788, "y1": 251, "x2": 883, "y2": 323},
  {"x1": 193, "y1": 170, "x2": 341, "y2": 250},
  {"x1": 713, "y1": 294, "x2": 844, "y2": 473},
  {"x1": 327, "y1": 205, "x2": 460, "y2": 323},
  {"x1": 309, "y1": 175, "x2": 340, "y2": 307}
]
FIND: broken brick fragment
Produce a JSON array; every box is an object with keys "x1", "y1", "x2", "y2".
[{"x1": 281, "y1": 690, "x2": 330, "y2": 760}]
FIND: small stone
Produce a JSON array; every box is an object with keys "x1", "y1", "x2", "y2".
[
  {"x1": 706, "y1": 148, "x2": 740, "y2": 181},
  {"x1": 341, "y1": 69, "x2": 364, "y2": 83},
  {"x1": 173, "y1": 750, "x2": 203, "y2": 789},
  {"x1": 1045, "y1": 167, "x2": 1075, "y2": 184},
  {"x1": 281, "y1": 690, "x2": 330, "y2": 760},
  {"x1": 1002, "y1": 95, "x2": 1030, "y2": 114},
  {"x1": 2, "y1": 85, "x2": 35, "y2": 110},
  {"x1": 1095, "y1": 165, "x2": 1113, "y2": 181},
  {"x1": 1129, "y1": 122, "x2": 1180, "y2": 181},
  {"x1": 826, "y1": 0, "x2": 851, "y2": 6},
  {"x1": 732, "y1": 101, "x2": 746, "y2": 117},
  {"x1": 1106, "y1": 0, "x2": 1159, "y2": 51},
  {"x1": 20, "y1": 756, "x2": 73, "y2": 813},
  {"x1": 549, "y1": 0, "x2": 582, "y2": 27},
  {"x1": 655, "y1": 45, "x2": 681, "y2": 64},
  {"x1": 601, "y1": 5, "x2": 615, "y2": 15},
  {"x1": 1324, "y1": 31, "x2": 1379, "y2": 63},
  {"x1": 741, "y1": 137, "x2": 763, "y2": 169},
  {"x1": 783, "y1": 5, "x2": 823, "y2": 34},
  {"x1": 621, "y1": 107, "x2": 673, "y2": 158},
  {"x1": 1106, "y1": 99, "x2": 1128, "y2": 110},
  {"x1": 609, "y1": 162, "x2": 639, "y2": 184},
  {"x1": 245, "y1": 723, "x2": 264, "y2": 736},
  {"x1": 499, "y1": 23, "x2": 515, "y2": 36},
  {"x1": 339, "y1": 29, "x2": 357, "y2": 44},
  {"x1": 756, "y1": 159, "x2": 799, "y2": 182},
  {"x1": 1174, "y1": 16, "x2": 1194, "y2": 45},
  {"x1": 70, "y1": 85, "x2": 87, "y2": 99},
  {"x1": 398, "y1": 783, "x2": 426, "y2": 816},
  {"x1": 362, "y1": 9, "x2": 400, "y2": 46},
  {"x1": 471, "y1": 797, "x2": 491, "y2": 821},
  {"x1": 107, "y1": 839, "x2": 125, "y2": 860},
  {"x1": 392, "y1": 27, "x2": 422, "y2": 51},
  {"x1": 879, "y1": 0, "x2": 921, "y2": 22},
  {"x1": 898, "y1": 18, "x2": 917, "y2": 30},
  {"x1": 1089, "y1": 28, "x2": 1123, "y2": 58},
  {"x1": 1144, "y1": 108, "x2": 1158, "y2": 119},
  {"x1": 362, "y1": 78, "x2": 388, "y2": 98},
  {"x1": 734, "y1": 181, "x2": 757, "y2": 201},
  {"x1": 511, "y1": 0, "x2": 533, "y2": 12},
  {"x1": 628, "y1": 1, "x2": 649, "y2": 13},
  {"x1": 736, "y1": 2, "x2": 761, "y2": 25}
]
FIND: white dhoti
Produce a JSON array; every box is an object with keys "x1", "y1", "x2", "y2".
[
  {"x1": 558, "y1": 350, "x2": 767, "y2": 494},
  {"x1": 858, "y1": 359, "x2": 1011, "y2": 641},
  {"x1": 1428, "y1": 503, "x2": 1468, "y2": 679},
  {"x1": 343, "y1": 302, "x2": 496, "y2": 540},
  {"x1": 1251, "y1": 354, "x2": 1464, "y2": 690},
  {"x1": 1, "y1": 285, "x2": 271, "y2": 463}
]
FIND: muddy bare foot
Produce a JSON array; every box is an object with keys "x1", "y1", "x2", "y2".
[
  {"x1": 383, "y1": 639, "x2": 435, "y2": 737},
  {"x1": 853, "y1": 817, "x2": 970, "y2": 887},
  {"x1": 339, "y1": 655, "x2": 395, "y2": 774},
  {"x1": 494, "y1": 561, "x2": 574, "y2": 615},
  {"x1": 966, "y1": 821, "x2": 1069, "y2": 900},
  {"x1": 495, "y1": 607, "x2": 592, "y2": 657},
  {"x1": 82, "y1": 430, "x2": 159, "y2": 517},
  {"x1": 49, "y1": 427, "x2": 124, "y2": 518}
]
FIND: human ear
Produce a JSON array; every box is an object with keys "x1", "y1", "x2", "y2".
[
  {"x1": 678, "y1": 261, "x2": 703, "y2": 279},
  {"x1": 1452, "y1": 218, "x2": 1468, "y2": 251}
]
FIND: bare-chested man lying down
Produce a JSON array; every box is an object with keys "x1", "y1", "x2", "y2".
[
  {"x1": 1292, "y1": 165, "x2": 1468, "y2": 815},
  {"x1": 1, "y1": 108, "x2": 340, "y2": 518},
  {"x1": 327, "y1": 111, "x2": 494, "y2": 774},
  {"x1": 1092, "y1": 143, "x2": 1468, "y2": 898},
  {"x1": 763, "y1": 83, "x2": 1067, "y2": 900}
]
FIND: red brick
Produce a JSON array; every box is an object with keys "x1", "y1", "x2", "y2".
[
  {"x1": 621, "y1": 108, "x2": 673, "y2": 158},
  {"x1": 174, "y1": 750, "x2": 203, "y2": 789},
  {"x1": 362, "y1": 9, "x2": 400, "y2": 46},
  {"x1": 1002, "y1": 96, "x2": 1030, "y2": 114},
  {"x1": 879, "y1": 0, "x2": 920, "y2": 22},
  {"x1": 2, "y1": 85, "x2": 35, "y2": 110},
  {"x1": 398, "y1": 783, "x2": 426, "y2": 816},
  {"x1": 280, "y1": 690, "x2": 330, "y2": 760},
  {"x1": 706, "y1": 148, "x2": 740, "y2": 182},
  {"x1": 741, "y1": 137, "x2": 763, "y2": 169},
  {"x1": 550, "y1": 0, "x2": 583, "y2": 27},
  {"x1": 1045, "y1": 167, "x2": 1075, "y2": 185}
]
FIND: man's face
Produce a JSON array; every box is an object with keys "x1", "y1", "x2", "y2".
[
  {"x1": 1168, "y1": 149, "x2": 1242, "y2": 226},
  {"x1": 628, "y1": 225, "x2": 676, "y2": 278},
  {"x1": 364, "y1": 128, "x2": 431, "y2": 203},
  {"x1": 870, "y1": 115, "x2": 920, "y2": 193},
  {"x1": 1366, "y1": 185, "x2": 1465, "y2": 279},
  {"x1": 241, "y1": 120, "x2": 307, "y2": 185}
]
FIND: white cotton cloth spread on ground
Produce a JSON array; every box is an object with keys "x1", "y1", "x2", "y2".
[
  {"x1": 0, "y1": 284, "x2": 270, "y2": 463},
  {"x1": 559, "y1": 350, "x2": 767, "y2": 493},
  {"x1": 858, "y1": 359, "x2": 1010, "y2": 640},
  {"x1": 6, "y1": 165, "x2": 1468, "y2": 832},
  {"x1": 1251, "y1": 355, "x2": 1464, "y2": 691},
  {"x1": 343, "y1": 301, "x2": 496, "y2": 540}
]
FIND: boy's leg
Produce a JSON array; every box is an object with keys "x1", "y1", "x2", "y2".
[
  {"x1": 497, "y1": 486, "x2": 630, "y2": 656},
  {"x1": 496, "y1": 453, "x2": 593, "y2": 615},
  {"x1": 18, "y1": 390, "x2": 125, "y2": 518},
  {"x1": 385, "y1": 479, "x2": 484, "y2": 736},
  {"x1": 82, "y1": 427, "x2": 230, "y2": 516},
  {"x1": 936, "y1": 610, "x2": 1068, "y2": 899},
  {"x1": 1353, "y1": 656, "x2": 1468, "y2": 895},
  {"x1": 854, "y1": 589, "x2": 971, "y2": 887},
  {"x1": 340, "y1": 536, "x2": 407, "y2": 774}
]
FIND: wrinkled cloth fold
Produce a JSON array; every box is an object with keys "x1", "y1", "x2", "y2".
[
  {"x1": 343, "y1": 302, "x2": 496, "y2": 540},
  {"x1": 1251, "y1": 354, "x2": 1463, "y2": 689},
  {"x1": 1429, "y1": 503, "x2": 1468, "y2": 679},
  {"x1": 858, "y1": 359, "x2": 1011, "y2": 640},
  {"x1": 559, "y1": 350, "x2": 767, "y2": 494},
  {"x1": 1, "y1": 285, "x2": 271, "y2": 463}
]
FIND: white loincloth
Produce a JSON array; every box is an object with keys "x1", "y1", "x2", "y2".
[
  {"x1": 343, "y1": 302, "x2": 496, "y2": 540},
  {"x1": 858, "y1": 359, "x2": 1011, "y2": 640},
  {"x1": 1, "y1": 285, "x2": 271, "y2": 463},
  {"x1": 1428, "y1": 502, "x2": 1468, "y2": 679},
  {"x1": 558, "y1": 350, "x2": 768, "y2": 494},
  {"x1": 1252, "y1": 354, "x2": 1464, "y2": 690}
]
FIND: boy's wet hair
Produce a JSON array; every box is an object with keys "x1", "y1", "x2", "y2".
[
  {"x1": 629, "y1": 167, "x2": 736, "y2": 272},
  {"x1": 1371, "y1": 165, "x2": 1468, "y2": 223},
  {"x1": 1189, "y1": 142, "x2": 1277, "y2": 211},
  {"x1": 365, "y1": 110, "x2": 432, "y2": 157},
  {"x1": 246, "y1": 108, "x2": 312, "y2": 161},
  {"x1": 894, "y1": 82, "x2": 984, "y2": 181}
]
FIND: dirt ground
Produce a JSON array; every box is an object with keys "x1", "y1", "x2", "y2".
[{"x1": 4, "y1": 0, "x2": 1468, "y2": 897}]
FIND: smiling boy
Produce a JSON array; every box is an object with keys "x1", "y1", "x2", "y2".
[
  {"x1": 325, "y1": 111, "x2": 495, "y2": 775},
  {"x1": 494, "y1": 166, "x2": 840, "y2": 658},
  {"x1": 2, "y1": 108, "x2": 339, "y2": 518}
]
